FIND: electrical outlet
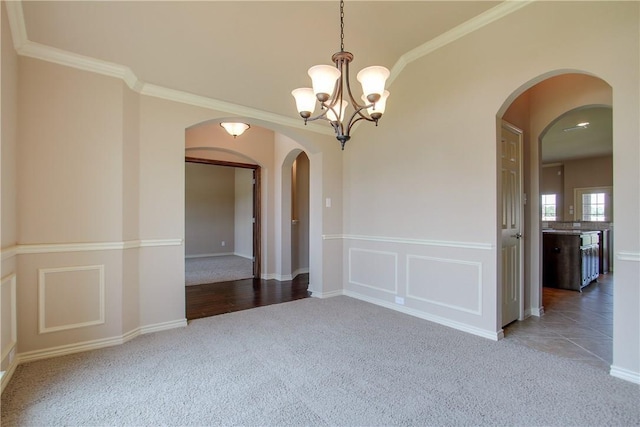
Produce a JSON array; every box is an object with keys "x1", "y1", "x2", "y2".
[
  {"x1": 395, "y1": 296, "x2": 405, "y2": 305},
  {"x1": 221, "y1": 241, "x2": 226, "y2": 247}
]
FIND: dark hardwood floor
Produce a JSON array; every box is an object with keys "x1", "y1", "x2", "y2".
[{"x1": 185, "y1": 274, "x2": 310, "y2": 320}]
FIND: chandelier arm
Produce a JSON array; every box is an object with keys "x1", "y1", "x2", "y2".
[
  {"x1": 341, "y1": 57, "x2": 366, "y2": 113},
  {"x1": 345, "y1": 107, "x2": 377, "y2": 136},
  {"x1": 302, "y1": 109, "x2": 329, "y2": 123}
]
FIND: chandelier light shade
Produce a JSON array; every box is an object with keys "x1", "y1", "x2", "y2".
[
  {"x1": 220, "y1": 122, "x2": 250, "y2": 138},
  {"x1": 362, "y1": 90, "x2": 389, "y2": 119},
  {"x1": 291, "y1": 0, "x2": 390, "y2": 150}
]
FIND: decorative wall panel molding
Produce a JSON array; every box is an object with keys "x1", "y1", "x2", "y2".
[
  {"x1": 406, "y1": 255, "x2": 483, "y2": 315},
  {"x1": 348, "y1": 248, "x2": 398, "y2": 294},
  {"x1": 1, "y1": 274, "x2": 17, "y2": 364},
  {"x1": 324, "y1": 234, "x2": 492, "y2": 250},
  {"x1": 38, "y1": 265, "x2": 105, "y2": 334}
]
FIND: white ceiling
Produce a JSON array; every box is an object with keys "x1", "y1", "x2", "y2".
[
  {"x1": 541, "y1": 106, "x2": 613, "y2": 164},
  {"x1": 18, "y1": 1, "x2": 499, "y2": 118},
  {"x1": 13, "y1": 1, "x2": 610, "y2": 162}
]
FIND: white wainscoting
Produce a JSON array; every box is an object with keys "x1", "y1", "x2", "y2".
[
  {"x1": 1, "y1": 274, "x2": 18, "y2": 393},
  {"x1": 334, "y1": 234, "x2": 496, "y2": 339},
  {"x1": 38, "y1": 265, "x2": 106, "y2": 334},
  {"x1": 348, "y1": 248, "x2": 398, "y2": 294},
  {"x1": 406, "y1": 255, "x2": 482, "y2": 315}
]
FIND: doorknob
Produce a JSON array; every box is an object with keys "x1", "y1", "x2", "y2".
[{"x1": 511, "y1": 233, "x2": 522, "y2": 239}]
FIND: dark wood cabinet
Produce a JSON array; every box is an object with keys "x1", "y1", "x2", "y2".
[
  {"x1": 543, "y1": 231, "x2": 599, "y2": 291},
  {"x1": 598, "y1": 229, "x2": 610, "y2": 274}
]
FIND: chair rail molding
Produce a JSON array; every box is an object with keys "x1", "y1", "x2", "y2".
[
  {"x1": 323, "y1": 234, "x2": 493, "y2": 251},
  {"x1": 2, "y1": 239, "x2": 183, "y2": 257}
]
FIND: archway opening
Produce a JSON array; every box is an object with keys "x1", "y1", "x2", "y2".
[{"x1": 497, "y1": 72, "x2": 614, "y2": 371}]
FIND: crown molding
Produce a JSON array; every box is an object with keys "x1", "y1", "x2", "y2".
[
  {"x1": 389, "y1": 0, "x2": 534, "y2": 85},
  {"x1": 4, "y1": 1, "x2": 27, "y2": 51},
  {"x1": 6, "y1": 0, "x2": 532, "y2": 134},
  {"x1": 140, "y1": 83, "x2": 331, "y2": 135}
]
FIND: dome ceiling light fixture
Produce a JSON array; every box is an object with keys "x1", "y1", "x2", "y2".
[
  {"x1": 291, "y1": 0, "x2": 390, "y2": 150},
  {"x1": 220, "y1": 122, "x2": 250, "y2": 138},
  {"x1": 563, "y1": 121, "x2": 590, "y2": 132}
]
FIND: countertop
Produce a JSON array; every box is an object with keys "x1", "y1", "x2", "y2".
[{"x1": 542, "y1": 230, "x2": 600, "y2": 235}]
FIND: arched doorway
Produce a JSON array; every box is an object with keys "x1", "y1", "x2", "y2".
[
  {"x1": 497, "y1": 72, "x2": 614, "y2": 370},
  {"x1": 183, "y1": 120, "x2": 320, "y2": 318},
  {"x1": 277, "y1": 148, "x2": 311, "y2": 282}
]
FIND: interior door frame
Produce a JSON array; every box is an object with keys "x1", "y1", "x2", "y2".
[{"x1": 185, "y1": 156, "x2": 261, "y2": 279}]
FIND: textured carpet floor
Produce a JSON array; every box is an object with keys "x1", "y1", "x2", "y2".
[
  {"x1": 185, "y1": 255, "x2": 253, "y2": 286},
  {"x1": 2, "y1": 296, "x2": 639, "y2": 426}
]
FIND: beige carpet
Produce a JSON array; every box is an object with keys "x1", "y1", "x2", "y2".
[
  {"x1": 185, "y1": 255, "x2": 253, "y2": 286},
  {"x1": 2, "y1": 296, "x2": 639, "y2": 426}
]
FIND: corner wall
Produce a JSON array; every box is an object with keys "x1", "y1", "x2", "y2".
[{"x1": 1, "y1": 1, "x2": 19, "y2": 387}]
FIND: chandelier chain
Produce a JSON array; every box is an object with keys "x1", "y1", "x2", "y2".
[{"x1": 340, "y1": 0, "x2": 345, "y2": 52}]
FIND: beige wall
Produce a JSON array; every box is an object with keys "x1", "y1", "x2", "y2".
[
  {"x1": 234, "y1": 168, "x2": 253, "y2": 259},
  {"x1": 1, "y1": 2, "x2": 17, "y2": 250},
  {"x1": 563, "y1": 156, "x2": 613, "y2": 220},
  {"x1": 18, "y1": 58, "x2": 125, "y2": 244},
  {"x1": 343, "y1": 0, "x2": 640, "y2": 376},
  {"x1": 2, "y1": 1, "x2": 638, "y2": 385},
  {"x1": 541, "y1": 155, "x2": 613, "y2": 222},
  {"x1": 185, "y1": 163, "x2": 235, "y2": 257},
  {"x1": 541, "y1": 165, "x2": 564, "y2": 220},
  {"x1": 1, "y1": 1, "x2": 19, "y2": 378}
]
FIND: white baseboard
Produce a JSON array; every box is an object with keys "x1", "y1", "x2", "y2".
[
  {"x1": 311, "y1": 289, "x2": 344, "y2": 299},
  {"x1": 292, "y1": 268, "x2": 309, "y2": 278},
  {"x1": 343, "y1": 290, "x2": 501, "y2": 341},
  {"x1": 0, "y1": 355, "x2": 19, "y2": 394},
  {"x1": 610, "y1": 365, "x2": 640, "y2": 384},
  {"x1": 261, "y1": 268, "x2": 309, "y2": 282},
  {"x1": 139, "y1": 319, "x2": 187, "y2": 335},
  {"x1": 185, "y1": 252, "x2": 233, "y2": 259},
  {"x1": 3, "y1": 319, "x2": 187, "y2": 393},
  {"x1": 233, "y1": 253, "x2": 253, "y2": 260}
]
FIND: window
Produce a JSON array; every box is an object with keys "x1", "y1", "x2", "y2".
[
  {"x1": 574, "y1": 187, "x2": 612, "y2": 222},
  {"x1": 541, "y1": 194, "x2": 557, "y2": 221},
  {"x1": 582, "y1": 192, "x2": 606, "y2": 221}
]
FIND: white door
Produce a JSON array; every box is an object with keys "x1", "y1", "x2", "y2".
[{"x1": 500, "y1": 121, "x2": 523, "y2": 327}]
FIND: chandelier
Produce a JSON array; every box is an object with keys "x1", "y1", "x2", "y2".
[{"x1": 291, "y1": 0, "x2": 390, "y2": 150}]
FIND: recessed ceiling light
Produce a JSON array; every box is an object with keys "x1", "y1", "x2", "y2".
[{"x1": 563, "y1": 122, "x2": 590, "y2": 132}]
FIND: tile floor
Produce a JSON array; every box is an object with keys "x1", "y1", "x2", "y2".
[{"x1": 504, "y1": 273, "x2": 613, "y2": 371}]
